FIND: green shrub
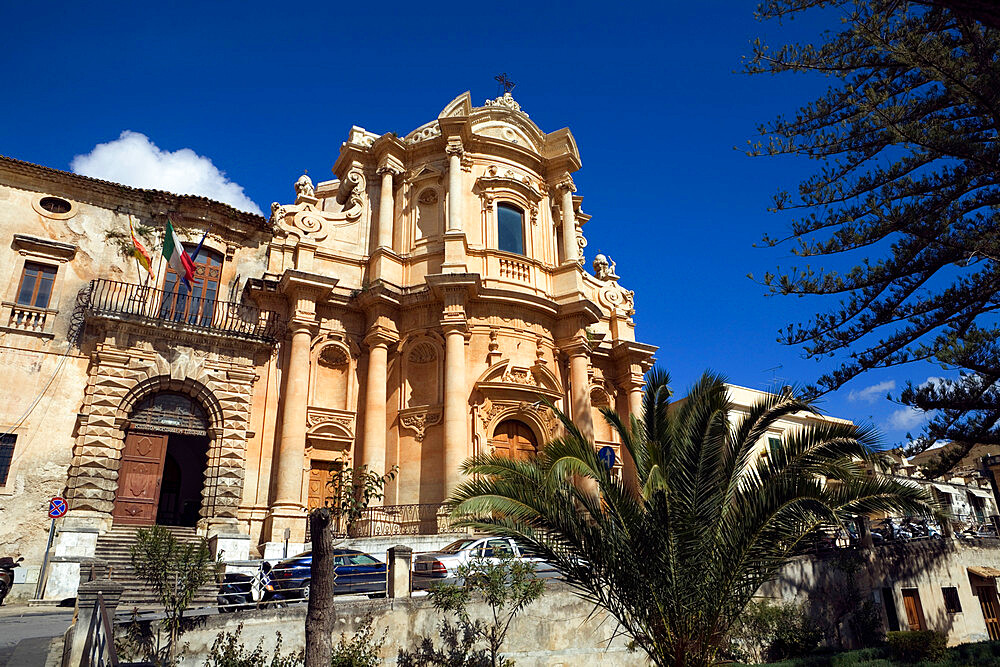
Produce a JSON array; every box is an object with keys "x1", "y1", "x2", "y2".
[
  {"x1": 330, "y1": 615, "x2": 387, "y2": 667},
  {"x1": 203, "y1": 623, "x2": 301, "y2": 667},
  {"x1": 726, "y1": 599, "x2": 822, "y2": 663},
  {"x1": 885, "y1": 631, "x2": 947, "y2": 663}
]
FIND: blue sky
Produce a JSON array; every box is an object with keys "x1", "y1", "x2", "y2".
[{"x1": 0, "y1": 1, "x2": 937, "y2": 446}]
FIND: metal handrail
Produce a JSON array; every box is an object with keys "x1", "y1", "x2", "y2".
[
  {"x1": 84, "y1": 279, "x2": 281, "y2": 343},
  {"x1": 81, "y1": 593, "x2": 119, "y2": 667}
]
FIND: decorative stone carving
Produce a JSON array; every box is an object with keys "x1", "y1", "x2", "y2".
[
  {"x1": 593, "y1": 254, "x2": 619, "y2": 282},
  {"x1": 306, "y1": 407, "x2": 355, "y2": 431},
  {"x1": 484, "y1": 92, "x2": 528, "y2": 117},
  {"x1": 408, "y1": 342, "x2": 438, "y2": 364},
  {"x1": 341, "y1": 167, "x2": 367, "y2": 221},
  {"x1": 476, "y1": 397, "x2": 558, "y2": 437},
  {"x1": 399, "y1": 407, "x2": 442, "y2": 442},
  {"x1": 318, "y1": 345, "x2": 349, "y2": 368},
  {"x1": 291, "y1": 205, "x2": 329, "y2": 241},
  {"x1": 417, "y1": 188, "x2": 439, "y2": 205},
  {"x1": 501, "y1": 366, "x2": 539, "y2": 387},
  {"x1": 295, "y1": 173, "x2": 315, "y2": 199},
  {"x1": 598, "y1": 282, "x2": 636, "y2": 317}
]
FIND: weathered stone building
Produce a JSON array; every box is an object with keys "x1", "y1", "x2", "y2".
[{"x1": 0, "y1": 91, "x2": 657, "y2": 598}]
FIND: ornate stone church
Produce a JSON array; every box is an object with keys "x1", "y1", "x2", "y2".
[{"x1": 0, "y1": 91, "x2": 656, "y2": 598}]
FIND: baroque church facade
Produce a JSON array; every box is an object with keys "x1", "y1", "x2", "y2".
[{"x1": 0, "y1": 91, "x2": 656, "y2": 598}]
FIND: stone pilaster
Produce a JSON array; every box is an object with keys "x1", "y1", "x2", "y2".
[{"x1": 361, "y1": 325, "x2": 398, "y2": 486}]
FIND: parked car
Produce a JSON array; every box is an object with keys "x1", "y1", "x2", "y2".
[
  {"x1": 217, "y1": 572, "x2": 254, "y2": 612},
  {"x1": 269, "y1": 549, "x2": 387, "y2": 599},
  {"x1": 411, "y1": 536, "x2": 559, "y2": 590}
]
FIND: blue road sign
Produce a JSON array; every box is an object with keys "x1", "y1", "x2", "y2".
[
  {"x1": 598, "y1": 446, "x2": 616, "y2": 471},
  {"x1": 48, "y1": 497, "x2": 67, "y2": 518}
]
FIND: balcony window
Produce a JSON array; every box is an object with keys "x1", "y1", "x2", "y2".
[
  {"x1": 497, "y1": 203, "x2": 524, "y2": 255},
  {"x1": 16, "y1": 262, "x2": 56, "y2": 309},
  {"x1": 0, "y1": 434, "x2": 14, "y2": 485},
  {"x1": 160, "y1": 247, "x2": 223, "y2": 326}
]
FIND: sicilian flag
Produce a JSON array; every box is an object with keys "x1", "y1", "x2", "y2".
[
  {"x1": 162, "y1": 219, "x2": 195, "y2": 289},
  {"x1": 128, "y1": 216, "x2": 155, "y2": 280}
]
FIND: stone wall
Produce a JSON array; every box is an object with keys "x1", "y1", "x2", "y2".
[
  {"x1": 760, "y1": 539, "x2": 1000, "y2": 647},
  {"x1": 172, "y1": 584, "x2": 644, "y2": 667}
]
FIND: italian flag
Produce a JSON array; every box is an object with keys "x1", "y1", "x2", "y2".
[{"x1": 162, "y1": 219, "x2": 195, "y2": 288}]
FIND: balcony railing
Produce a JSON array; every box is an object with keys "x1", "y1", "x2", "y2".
[{"x1": 84, "y1": 278, "x2": 281, "y2": 344}]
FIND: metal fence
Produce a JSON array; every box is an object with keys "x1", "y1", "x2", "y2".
[
  {"x1": 84, "y1": 279, "x2": 281, "y2": 343},
  {"x1": 348, "y1": 503, "x2": 466, "y2": 538}
]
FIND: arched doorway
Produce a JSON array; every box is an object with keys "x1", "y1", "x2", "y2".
[
  {"x1": 489, "y1": 419, "x2": 538, "y2": 460},
  {"x1": 112, "y1": 392, "x2": 211, "y2": 527}
]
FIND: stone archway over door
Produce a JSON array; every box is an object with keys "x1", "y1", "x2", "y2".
[{"x1": 112, "y1": 432, "x2": 169, "y2": 525}]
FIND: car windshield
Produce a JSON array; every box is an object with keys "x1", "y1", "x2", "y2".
[{"x1": 439, "y1": 539, "x2": 478, "y2": 554}]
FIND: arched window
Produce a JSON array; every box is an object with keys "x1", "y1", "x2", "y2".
[
  {"x1": 490, "y1": 419, "x2": 537, "y2": 460},
  {"x1": 497, "y1": 203, "x2": 524, "y2": 255},
  {"x1": 160, "y1": 246, "x2": 224, "y2": 326}
]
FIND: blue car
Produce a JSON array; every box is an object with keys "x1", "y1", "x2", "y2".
[{"x1": 269, "y1": 549, "x2": 387, "y2": 599}]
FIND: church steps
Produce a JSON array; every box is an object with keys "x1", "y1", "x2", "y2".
[{"x1": 93, "y1": 526, "x2": 218, "y2": 610}]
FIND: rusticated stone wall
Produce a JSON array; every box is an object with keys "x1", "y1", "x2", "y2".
[{"x1": 67, "y1": 329, "x2": 262, "y2": 529}]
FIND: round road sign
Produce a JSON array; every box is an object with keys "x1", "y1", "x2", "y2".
[
  {"x1": 48, "y1": 497, "x2": 68, "y2": 518},
  {"x1": 598, "y1": 446, "x2": 616, "y2": 471}
]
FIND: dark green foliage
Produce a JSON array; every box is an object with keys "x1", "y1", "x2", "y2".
[
  {"x1": 396, "y1": 621, "x2": 492, "y2": 667},
  {"x1": 886, "y1": 631, "x2": 948, "y2": 662},
  {"x1": 203, "y1": 623, "x2": 301, "y2": 667},
  {"x1": 129, "y1": 525, "x2": 221, "y2": 664},
  {"x1": 330, "y1": 615, "x2": 387, "y2": 667},
  {"x1": 397, "y1": 555, "x2": 543, "y2": 667},
  {"x1": 725, "y1": 599, "x2": 822, "y2": 663},
  {"x1": 747, "y1": 639, "x2": 1000, "y2": 664},
  {"x1": 747, "y1": 0, "x2": 1000, "y2": 476},
  {"x1": 449, "y1": 370, "x2": 938, "y2": 667}
]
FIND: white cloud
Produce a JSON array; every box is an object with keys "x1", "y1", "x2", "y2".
[
  {"x1": 71, "y1": 131, "x2": 262, "y2": 215},
  {"x1": 885, "y1": 407, "x2": 925, "y2": 431},
  {"x1": 848, "y1": 379, "x2": 896, "y2": 403}
]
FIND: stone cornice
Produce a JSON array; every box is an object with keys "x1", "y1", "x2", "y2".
[
  {"x1": 12, "y1": 234, "x2": 77, "y2": 261},
  {"x1": 0, "y1": 155, "x2": 268, "y2": 231}
]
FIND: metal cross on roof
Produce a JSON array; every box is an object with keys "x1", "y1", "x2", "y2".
[{"x1": 495, "y1": 73, "x2": 516, "y2": 95}]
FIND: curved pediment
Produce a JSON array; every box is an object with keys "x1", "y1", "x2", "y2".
[
  {"x1": 475, "y1": 359, "x2": 562, "y2": 398},
  {"x1": 471, "y1": 118, "x2": 541, "y2": 152}
]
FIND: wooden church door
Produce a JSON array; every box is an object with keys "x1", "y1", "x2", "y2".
[{"x1": 112, "y1": 432, "x2": 169, "y2": 525}]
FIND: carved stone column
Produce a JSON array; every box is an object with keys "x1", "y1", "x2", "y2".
[
  {"x1": 377, "y1": 165, "x2": 399, "y2": 250},
  {"x1": 271, "y1": 319, "x2": 314, "y2": 537},
  {"x1": 565, "y1": 337, "x2": 594, "y2": 442},
  {"x1": 446, "y1": 140, "x2": 464, "y2": 233},
  {"x1": 361, "y1": 327, "x2": 396, "y2": 487},
  {"x1": 442, "y1": 290, "x2": 469, "y2": 497},
  {"x1": 559, "y1": 177, "x2": 578, "y2": 265}
]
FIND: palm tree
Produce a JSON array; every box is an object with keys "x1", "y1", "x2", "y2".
[{"x1": 449, "y1": 369, "x2": 939, "y2": 667}]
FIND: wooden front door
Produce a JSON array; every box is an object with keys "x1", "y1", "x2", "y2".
[
  {"x1": 901, "y1": 588, "x2": 925, "y2": 631},
  {"x1": 307, "y1": 460, "x2": 342, "y2": 511},
  {"x1": 979, "y1": 586, "x2": 1000, "y2": 640},
  {"x1": 490, "y1": 420, "x2": 538, "y2": 460},
  {"x1": 112, "y1": 432, "x2": 169, "y2": 525}
]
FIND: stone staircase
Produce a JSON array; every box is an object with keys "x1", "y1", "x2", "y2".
[{"x1": 93, "y1": 525, "x2": 218, "y2": 611}]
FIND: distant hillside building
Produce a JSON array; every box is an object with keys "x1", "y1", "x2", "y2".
[{"x1": 0, "y1": 92, "x2": 659, "y2": 599}]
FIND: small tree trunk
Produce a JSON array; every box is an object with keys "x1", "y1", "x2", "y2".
[{"x1": 306, "y1": 507, "x2": 337, "y2": 667}]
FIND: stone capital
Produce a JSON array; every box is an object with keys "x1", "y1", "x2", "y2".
[
  {"x1": 559, "y1": 336, "x2": 591, "y2": 359},
  {"x1": 287, "y1": 318, "x2": 318, "y2": 337},
  {"x1": 377, "y1": 160, "x2": 404, "y2": 178},
  {"x1": 445, "y1": 139, "x2": 465, "y2": 158},
  {"x1": 554, "y1": 176, "x2": 576, "y2": 194},
  {"x1": 364, "y1": 325, "x2": 399, "y2": 349}
]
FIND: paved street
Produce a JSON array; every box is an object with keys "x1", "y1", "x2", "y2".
[{"x1": 0, "y1": 605, "x2": 73, "y2": 667}]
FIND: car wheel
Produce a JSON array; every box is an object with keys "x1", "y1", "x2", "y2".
[{"x1": 301, "y1": 581, "x2": 310, "y2": 600}]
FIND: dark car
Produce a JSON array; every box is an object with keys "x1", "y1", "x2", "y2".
[
  {"x1": 217, "y1": 572, "x2": 254, "y2": 612},
  {"x1": 269, "y1": 549, "x2": 387, "y2": 599}
]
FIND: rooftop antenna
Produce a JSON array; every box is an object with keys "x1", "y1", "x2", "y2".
[
  {"x1": 495, "y1": 73, "x2": 516, "y2": 96},
  {"x1": 763, "y1": 364, "x2": 786, "y2": 385}
]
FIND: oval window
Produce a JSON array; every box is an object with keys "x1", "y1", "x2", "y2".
[{"x1": 39, "y1": 197, "x2": 72, "y2": 214}]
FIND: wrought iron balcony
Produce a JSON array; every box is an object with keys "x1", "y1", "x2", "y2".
[{"x1": 83, "y1": 278, "x2": 282, "y2": 344}]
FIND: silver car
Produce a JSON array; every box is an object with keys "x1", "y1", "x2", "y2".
[{"x1": 411, "y1": 536, "x2": 558, "y2": 590}]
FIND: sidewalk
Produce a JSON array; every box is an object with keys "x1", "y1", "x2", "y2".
[{"x1": 0, "y1": 604, "x2": 74, "y2": 667}]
